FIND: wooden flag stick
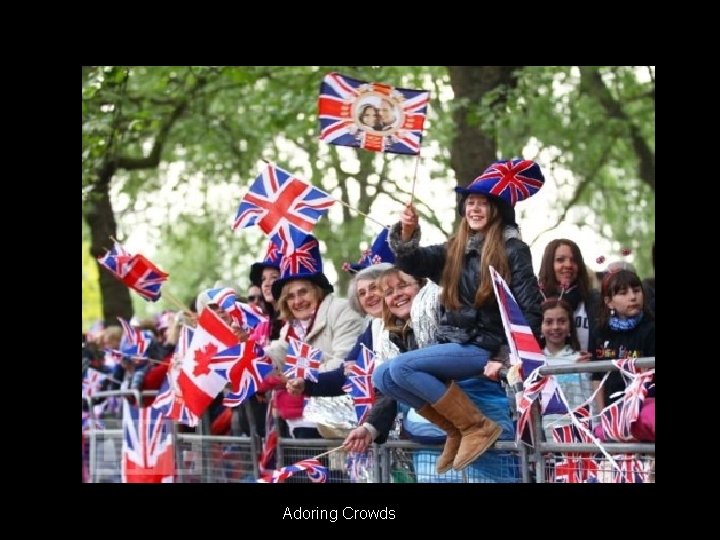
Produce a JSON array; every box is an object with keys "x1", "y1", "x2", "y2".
[
  {"x1": 409, "y1": 152, "x2": 421, "y2": 205},
  {"x1": 332, "y1": 198, "x2": 388, "y2": 229},
  {"x1": 162, "y1": 290, "x2": 187, "y2": 312},
  {"x1": 313, "y1": 445, "x2": 346, "y2": 459}
]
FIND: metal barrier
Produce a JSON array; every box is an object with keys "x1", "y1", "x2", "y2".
[
  {"x1": 82, "y1": 357, "x2": 654, "y2": 483},
  {"x1": 529, "y1": 357, "x2": 655, "y2": 483}
]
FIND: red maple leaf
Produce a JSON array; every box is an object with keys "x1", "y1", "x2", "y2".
[{"x1": 192, "y1": 343, "x2": 219, "y2": 376}]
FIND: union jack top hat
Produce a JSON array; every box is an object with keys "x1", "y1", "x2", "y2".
[
  {"x1": 454, "y1": 159, "x2": 545, "y2": 224},
  {"x1": 344, "y1": 227, "x2": 396, "y2": 273},
  {"x1": 271, "y1": 235, "x2": 334, "y2": 301},
  {"x1": 249, "y1": 239, "x2": 282, "y2": 287}
]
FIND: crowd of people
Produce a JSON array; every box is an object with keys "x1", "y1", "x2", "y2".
[{"x1": 83, "y1": 158, "x2": 655, "y2": 482}]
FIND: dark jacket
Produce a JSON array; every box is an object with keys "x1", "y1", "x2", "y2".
[
  {"x1": 591, "y1": 317, "x2": 655, "y2": 406},
  {"x1": 389, "y1": 223, "x2": 543, "y2": 354}
]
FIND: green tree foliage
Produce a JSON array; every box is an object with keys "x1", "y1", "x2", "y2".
[
  {"x1": 82, "y1": 66, "x2": 654, "y2": 322},
  {"x1": 486, "y1": 66, "x2": 655, "y2": 276}
]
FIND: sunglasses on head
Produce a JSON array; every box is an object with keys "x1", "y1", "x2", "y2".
[{"x1": 247, "y1": 295, "x2": 262, "y2": 302}]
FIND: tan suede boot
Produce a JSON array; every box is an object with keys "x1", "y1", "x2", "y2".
[
  {"x1": 416, "y1": 404, "x2": 461, "y2": 474},
  {"x1": 432, "y1": 382, "x2": 503, "y2": 471}
]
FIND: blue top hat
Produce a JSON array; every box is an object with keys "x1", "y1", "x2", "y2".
[
  {"x1": 271, "y1": 235, "x2": 334, "y2": 301},
  {"x1": 455, "y1": 159, "x2": 545, "y2": 224},
  {"x1": 249, "y1": 240, "x2": 282, "y2": 287},
  {"x1": 344, "y1": 228, "x2": 396, "y2": 273}
]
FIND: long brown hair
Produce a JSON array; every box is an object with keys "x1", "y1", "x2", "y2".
[
  {"x1": 440, "y1": 198, "x2": 510, "y2": 310},
  {"x1": 537, "y1": 239, "x2": 591, "y2": 300},
  {"x1": 379, "y1": 268, "x2": 426, "y2": 337}
]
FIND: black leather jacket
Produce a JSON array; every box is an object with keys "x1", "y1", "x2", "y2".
[{"x1": 389, "y1": 223, "x2": 543, "y2": 355}]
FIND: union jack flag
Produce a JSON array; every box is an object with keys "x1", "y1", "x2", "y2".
[
  {"x1": 153, "y1": 377, "x2": 199, "y2": 427},
  {"x1": 489, "y1": 266, "x2": 566, "y2": 442},
  {"x1": 269, "y1": 222, "x2": 309, "y2": 258},
  {"x1": 549, "y1": 406, "x2": 599, "y2": 483},
  {"x1": 234, "y1": 301, "x2": 268, "y2": 330},
  {"x1": 203, "y1": 287, "x2": 247, "y2": 328},
  {"x1": 117, "y1": 317, "x2": 152, "y2": 359},
  {"x1": 279, "y1": 236, "x2": 320, "y2": 276},
  {"x1": 346, "y1": 343, "x2": 376, "y2": 378},
  {"x1": 346, "y1": 451, "x2": 373, "y2": 483},
  {"x1": 258, "y1": 458, "x2": 328, "y2": 483},
  {"x1": 264, "y1": 237, "x2": 282, "y2": 263},
  {"x1": 221, "y1": 341, "x2": 273, "y2": 407},
  {"x1": 471, "y1": 160, "x2": 545, "y2": 207},
  {"x1": 205, "y1": 287, "x2": 237, "y2": 313},
  {"x1": 122, "y1": 254, "x2": 169, "y2": 302},
  {"x1": 318, "y1": 72, "x2": 430, "y2": 155},
  {"x1": 600, "y1": 358, "x2": 655, "y2": 442},
  {"x1": 97, "y1": 242, "x2": 133, "y2": 276},
  {"x1": 284, "y1": 337, "x2": 322, "y2": 382},
  {"x1": 82, "y1": 368, "x2": 107, "y2": 400},
  {"x1": 232, "y1": 164, "x2": 334, "y2": 239},
  {"x1": 97, "y1": 242, "x2": 169, "y2": 302},
  {"x1": 259, "y1": 392, "x2": 278, "y2": 473},
  {"x1": 345, "y1": 375, "x2": 375, "y2": 425},
  {"x1": 553, "y1": 453, "x2": 599, "y2": 484},
  {"x1": 152, "y1": 326, "x2": 200, "y2": 426},
  {"x1": 121, "y1": 400, "x2": 175, "y2": 483},
  {"x1": 82, "y1": 410, "x2": 105, "y2": 434},
  {"x1": 610, "y1": 454, "x2": 647, "y2": 483},
  {"x1": 344, "y1": 345, "x2": 377, "y2": 424}
]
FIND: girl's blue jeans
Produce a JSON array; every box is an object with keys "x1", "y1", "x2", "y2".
[{"x1": 372, "y1": 343, "x2": 491, "y2": 408}]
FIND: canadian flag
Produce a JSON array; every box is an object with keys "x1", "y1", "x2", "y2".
[{"x1": 176, "y1": 309, "x2": 239, "y2": 416}]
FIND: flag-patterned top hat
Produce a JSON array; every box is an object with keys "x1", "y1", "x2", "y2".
[
  {"x1": 271, "y1": 235, "x2": 334, "y2": 301},
  {"x1": 454, "y1": 159, "x2": 545, "y2": 224},
  {"x1": 249, "y1": 240, "x2": 282, "y2": 287},
  {"x1": 343, "y1": 227, "x2": 396, "y2": 273}
]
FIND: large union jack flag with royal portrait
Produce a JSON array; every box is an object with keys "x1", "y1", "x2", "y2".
[{"x1": 319, "y1": 72, "x2": 430, "y2": 155}]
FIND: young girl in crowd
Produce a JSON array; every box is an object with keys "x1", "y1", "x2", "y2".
[
  {"x1": 591, "y1": 268, "x2": 655, "y2": 441},
  {"x1": 539, "y1": 297, "x2": 592, "y2": 439},
  {"x1": 374, "y1": 159, "x2": 545, "y2": 471}
]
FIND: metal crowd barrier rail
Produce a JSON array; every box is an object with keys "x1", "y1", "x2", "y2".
[
  {"x1": 528, "y1": 357, "x2": 655, "y2": 483},
  {"x1": 82, "y1": 357, "x2": 654, "y2": 483}
]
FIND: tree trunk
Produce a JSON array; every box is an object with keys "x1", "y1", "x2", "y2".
[
  {"x1": 446, "y1": 66, "x2": 523, "y2": 190},
  {"x1": 85, "y1": 162, "x2": 133, "y2": 326}
]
